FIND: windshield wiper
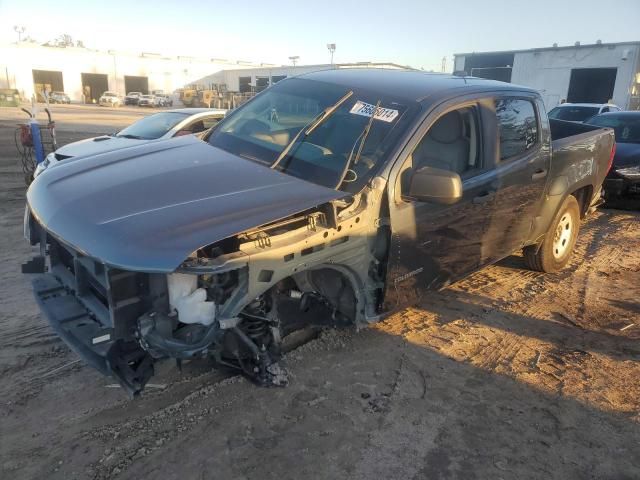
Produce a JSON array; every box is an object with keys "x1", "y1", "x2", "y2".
[
  {"x1": 271, "y1": 90, "x2": 353, "y2": 169},
  {"x1": 337, "y1": 100, "x2": 381, "y2": 187}
]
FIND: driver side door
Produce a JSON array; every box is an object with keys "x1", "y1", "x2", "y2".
[{"x1": 384, "y1": 97, "x2": 502, "y2": 310}]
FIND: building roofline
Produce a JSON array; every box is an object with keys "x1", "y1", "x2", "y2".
[
  {"x1": 0, "y1": 41, "x2": 265, "y2": 67},
  {"x1": 218, "y1": 62, "x2": 413, "y2": 73},
  {"x1": 454, "y1": 40, "x2": 640, "y2": 57}
]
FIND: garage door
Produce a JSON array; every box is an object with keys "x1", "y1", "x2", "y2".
[
  {"x1": 81, "y1": 73, "x2": 109, "y2": 104},
  {"x1": 567, "y1": 68, "x2": 617, "y2": 104},
  {"x1": 124, "y1": 76, "x2": 149, "y2": 95},
  {"x1": 32, "y1": 70, "x2": 64, "y2": 102}
]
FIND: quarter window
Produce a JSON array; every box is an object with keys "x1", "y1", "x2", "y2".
[{"x1": 495, "y1": 98, "x2": 538, "y2": 160}]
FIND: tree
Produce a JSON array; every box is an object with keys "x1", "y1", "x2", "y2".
[{"x1": 44, "y1": 34, "x2": 86, "y2": 48}]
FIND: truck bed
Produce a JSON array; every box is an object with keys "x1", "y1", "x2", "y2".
[{"x1": 548, "y1": 118, "x2": 615, "y2": 206}]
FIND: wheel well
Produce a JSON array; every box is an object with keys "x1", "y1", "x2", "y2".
[{"x1": 570, "y1": 185, "x2": 593, "y2": 218}]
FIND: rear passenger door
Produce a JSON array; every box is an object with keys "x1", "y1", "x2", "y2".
[{"x1": 483, "y1": 95, "x2": 551, "y2": 262}]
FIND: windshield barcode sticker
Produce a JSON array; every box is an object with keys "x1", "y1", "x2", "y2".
[{"x1": 350, "y1": 101, "x2": 399, "y2": 122}]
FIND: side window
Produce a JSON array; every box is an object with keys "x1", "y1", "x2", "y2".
[
  {"x1": 185, "y1": 119, "x2": 206, "y2": 134},
  {"x1": 495, "y1": 98, "x2": 538, "y2": 160},
  {"x1": 202, "y1": 116, "x2": 223, "y2": 129},
  {"x1": 411, "y1": 106, "x2": 482, "y2": 176},
  {"x1": 601, "y1": 106, "x2": 609, "y2": 113}
]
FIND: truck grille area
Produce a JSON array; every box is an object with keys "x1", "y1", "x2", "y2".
[{"x1": 29, "y1": 229, "x2": 169, "y2": 396}]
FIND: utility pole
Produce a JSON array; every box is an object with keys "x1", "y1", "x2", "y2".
[
  {"x1": 288, "y1": 56, "x2": 299, "y2": 67},
  {"x1": 327, "y1": 43, "x2": 336, "y2": 65},
  {"x1": 13, "y1": 25, "x2": 26, "y2": 42}
]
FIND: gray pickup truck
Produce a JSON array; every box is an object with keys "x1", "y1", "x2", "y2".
[{"x1": 23, "y1": 69, "x2": 615, "y2": 395}]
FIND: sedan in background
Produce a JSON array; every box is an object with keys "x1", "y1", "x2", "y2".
[
  {"x1": 34, "y1": 108, "x2": 227, "y2": 177},
  {"x1": 49, "y1": 91, "x2": 71, "y2": 104},
  {"x1": 548, "y1": 103, "x2": 621, "y2": 123},
  {"x1": 586, "y1": 111, "x2": 640, "y2": 198},
  {"x1": 99, "y1": 92, "x2": 121, "y2": 107},
  {"x1": 138, "y1": 94, "x2": 156, "y2": 107},
  {"x1": 125, "y1": 92, "x2": 142, "y2": 105}
]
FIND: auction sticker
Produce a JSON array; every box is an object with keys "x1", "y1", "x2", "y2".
[{"x1": 350, "y1": 101, "x2": 399, "y2": 122}]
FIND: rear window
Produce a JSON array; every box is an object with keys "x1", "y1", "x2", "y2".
[
  {"x1": 548, "y1": 106, "x2": 599, "y2": 122},
  {"x1": 495, "y1": 98, "x2": 538, "y2": 160},
  {"x1": 116, "y1": 112, "x2": 189, "y2": 139},
  {"x1": 587, "y1": 115, "x2": 640, "y2": 143}
]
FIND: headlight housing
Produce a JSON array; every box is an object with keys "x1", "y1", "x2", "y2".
[
  {"x1": 615, "y1": 165, "x2": 640, "y2": 179},
  {"x1": 33, "y1": 152, "x2": 55, "y2": 178}
]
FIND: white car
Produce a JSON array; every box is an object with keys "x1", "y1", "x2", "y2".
[
  {"x1": 34, "y1": 109, "x2": 226, "y2": 177},
  {"x1": 98, "y1": 91, "x2": 121, "y2": 107},
  {"x1": 548, "y1": 103, "x2": 621, "y2": 123}
]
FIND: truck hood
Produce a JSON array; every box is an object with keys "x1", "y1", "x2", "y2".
[
  {"x1": 27, "y1": 135, "x2": 345, "y2": 272},
  {"x1": 54, "y1": 135, "x2": 156, "y2": 159}
]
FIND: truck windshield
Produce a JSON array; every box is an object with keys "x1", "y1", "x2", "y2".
[
  {"x1": 548, "y1": 106, "x2": 600, "y2": 122},
  {"x1": 207, "y1": 78, "x2": 416, "y2": 191},
  {"x1": 117, "y1": 112, "x2": 189, "y2": 139},
  {"x1": 587, "y1": 115, "x2": 640, "y2": 143}
]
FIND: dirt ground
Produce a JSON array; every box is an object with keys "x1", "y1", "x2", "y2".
[{"x1": 1, "y1": 106, "x2": 639, "y2": 480}]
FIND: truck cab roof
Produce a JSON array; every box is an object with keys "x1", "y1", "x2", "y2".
[{"x1": 297, "y1": 68, "x2": 537, "y2": 105}]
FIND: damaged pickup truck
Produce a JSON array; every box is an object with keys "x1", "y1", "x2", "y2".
[{"x1": 23, "y1": 69, "x2": 616, "y2": 395}]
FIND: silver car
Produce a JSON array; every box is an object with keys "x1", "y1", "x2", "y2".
[{"x1": 34, "y1": 109, "x2": 226, "y2": 177}]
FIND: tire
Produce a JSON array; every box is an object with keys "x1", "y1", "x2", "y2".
[{"x1": 523, "y1": 195, "x2": 580, "y2": 273}]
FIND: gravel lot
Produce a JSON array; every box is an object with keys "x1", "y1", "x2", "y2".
[{"x1": 1, "y1": 105, "x2": 639, "y2": 480}]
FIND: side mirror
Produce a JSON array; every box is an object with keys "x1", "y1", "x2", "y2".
[{"x1": 405, "y1": 166, "x2": 463, "y2": 205}]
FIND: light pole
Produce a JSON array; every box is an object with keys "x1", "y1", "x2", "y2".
[
  {"x1": 327, "y1": 43, "x2": 336, "y2": 65},
  {"x1": 288, "y1": 56, "x2": 299, "y2": 67},
  {"x1": 13, "y1": 25, "x2": 26, "y2": 42}
]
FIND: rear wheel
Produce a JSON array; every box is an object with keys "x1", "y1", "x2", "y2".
[{"x1": 523, "y1": 195, "x2": 580, "y2": 272}]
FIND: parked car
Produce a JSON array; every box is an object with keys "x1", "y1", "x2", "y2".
[
  {"x1": 137, "y1": 94, "x2": 155, "y2": 107},
  {"x1": 155, "y1": 94, "x2": 173, "y2": 107},
  {"x1": 0, "y1": 88, "x2": 20, "y2": 107},
  {"x1": 99, "y1": 92, "x2": 121, "y2": 107},
  {"x1": 586, "y1": 111, "x2": 640, "y2": 198},
  {"x1": 23, "y1": 70, "x2": 614, "y2": 395},
  {"x1": 49, "y1": 91, "x2": 71, "y2": 104},
  {"x1": 33, "y1": 109, "x2": 226, "y2": 177},
  {"x1": 548, "y1": 103, "x2": 621, "y2": 123},
  {"x1": 124, "y1": 92, "x2": 142, "y2": 105}
]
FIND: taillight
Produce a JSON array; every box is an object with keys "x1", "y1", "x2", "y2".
[{"x1": 608, "y1": 142, "x2": 616, "y2": 172}]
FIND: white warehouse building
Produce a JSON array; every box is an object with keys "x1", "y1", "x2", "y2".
[
  {"x1": 0, "y1": 42, "x2": 266, "y2": 103},
  {"x1": 193, "y1": 62, "x2": 409, "y2": 94},
  {"x1": 454, "y1": 41, "x2": 640, "y2": 110}
]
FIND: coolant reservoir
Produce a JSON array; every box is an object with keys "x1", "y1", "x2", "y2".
[{"x1": 167, "y1": 273, "x2": 216, "y2": 326}]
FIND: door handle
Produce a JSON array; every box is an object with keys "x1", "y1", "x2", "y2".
[
  {"x1": 531, "y1": 169, "x2": 548, "y2": 180},
  {"x1": 473, "y1": 191, "x2": 495, "y2": 205}
]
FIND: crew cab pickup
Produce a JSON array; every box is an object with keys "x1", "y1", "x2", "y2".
[{"x1": 23, "y1": 70, "x2": 615, "y2": 395}]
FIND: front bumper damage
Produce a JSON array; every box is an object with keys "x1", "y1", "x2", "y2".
[
  {"x1": 23, "y1": 178, "x2": 389, "y2": 396},
  {"x1": 31, "y1": 274, "x2": 154, "y2": 394}
]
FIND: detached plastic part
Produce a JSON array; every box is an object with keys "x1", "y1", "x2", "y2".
[{"x1": 167, "y1": 273, "x2": 216, "y2": 326}]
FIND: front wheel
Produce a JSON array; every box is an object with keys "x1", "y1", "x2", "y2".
[{"x1": 523, "y1": 195, "x2": 580, "y2": 273}]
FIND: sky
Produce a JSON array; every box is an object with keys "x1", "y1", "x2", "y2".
[{"x1": 0, "y1": 0, "x2": 639, "y2": 71}]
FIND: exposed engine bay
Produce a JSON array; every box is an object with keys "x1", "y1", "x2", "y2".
[{"x1": 26, "y1": 178, "x2": 390, "y2": 396}]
